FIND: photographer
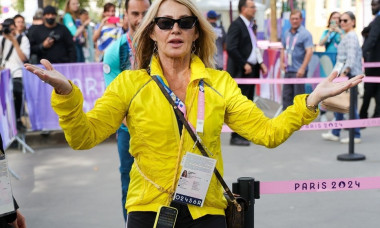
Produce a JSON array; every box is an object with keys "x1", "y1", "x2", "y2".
[
  {"x1": 319, "y1": 12, "x2": 343, "y2": 53},
  {"x1": 28, "y1": 5, "x2": 76, "y2": 64},
  {"x1": 0, "y1": 18, "x2": 30, "y2": 131}
]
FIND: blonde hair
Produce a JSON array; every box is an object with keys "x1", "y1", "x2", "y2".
[{"x1": 133, "y1": 0, "x2": 216, "y2": 70}]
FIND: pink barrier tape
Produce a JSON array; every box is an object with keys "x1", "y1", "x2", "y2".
[
  {"x1": 221, "y1": 118, "x2": 380, "y2": 132},
  {"x1": 234, "y1": 76, "x2": 380, "y2": 85},
  {"x1": 300, "y1": 117, "x2": 380, "y2": 130},
  {"x1": 260, "y1": 176, "x2": 380, "y2": 194},
  {"x1": 363, "y1": 62, "x2": 380, "y2": 68}
]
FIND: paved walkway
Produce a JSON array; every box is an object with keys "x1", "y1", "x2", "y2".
[{"x1": 6, "y1": 124, "x2": 380, "y2": 228}]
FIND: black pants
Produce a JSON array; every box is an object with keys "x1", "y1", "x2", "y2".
[
  {"x1": 12, "y1": 78, "x2": 23, "y2": 121},
  {"x1": 282, "y1": 71, "x2": 307, "y2": 110},
  {"x1": 359, "y1": 82, "x2": 380, "y2": 118},
  {"x1": 231, "y1": 63, "x2": 260, "y2": 140},
  {"x1": 126, "y1": 202, "x2": 226, "y2": 228}
]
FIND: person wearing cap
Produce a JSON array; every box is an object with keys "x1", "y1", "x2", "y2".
[
  {"x1": 206, "y1": 10, "x2": 226, "y2": 70},
  {"x1": 226, "y1": 0, "x2": 268, "y2": 146},
  {"x1": 28, "y1": 5, "x2": 76, "y2": 64}
]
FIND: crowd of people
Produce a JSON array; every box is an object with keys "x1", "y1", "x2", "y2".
[{"x1": 1, "y1": 0, "x2": 379, "y2": 227}]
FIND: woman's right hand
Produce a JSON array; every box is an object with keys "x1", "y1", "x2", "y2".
[{"x1": 24, "y1": 59, "x2": 73, "y2": 95}]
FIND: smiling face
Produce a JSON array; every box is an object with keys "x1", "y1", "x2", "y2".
[
  {"x1": 150, "y1": 0, "x2": 199, "y2": 61},
  {"x1": 340, "y1": 13, "x2": 355, "y2": 33}
]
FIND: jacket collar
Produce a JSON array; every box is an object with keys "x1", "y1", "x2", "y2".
[{"x1": 149, "y1": 54, "x2": 211, "y2": 85}]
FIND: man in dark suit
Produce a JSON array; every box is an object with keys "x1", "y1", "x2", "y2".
[
  {"x1": 226, "y1": 0, "x2": 267, "y2": 146},
  {"x1": 360, "y1": 0, "x2": 380, "y2": 119}
]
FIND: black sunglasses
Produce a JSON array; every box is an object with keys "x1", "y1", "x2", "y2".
[
  {"x1": 339, "y1": 19, "x2": 348, "y2": 23},
  {"x1": 154, "y1": 16, "x2": 198, "y2": 30}
]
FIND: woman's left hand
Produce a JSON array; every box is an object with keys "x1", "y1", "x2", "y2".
[{"x1": 307, "y1": 71, "x2": 364, "y2": 106}]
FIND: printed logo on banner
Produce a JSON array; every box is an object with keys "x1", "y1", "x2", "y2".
[{"x1": 22, "y1": 63, "x2": 105, "y2": 131}]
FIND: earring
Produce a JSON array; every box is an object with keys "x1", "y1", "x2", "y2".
[
  {"x1": 153, "y1": 41, "x2": 158, "y2": 55},
  {"x1": 191, "y1": 42, "x2": 196, "y2": 54}
]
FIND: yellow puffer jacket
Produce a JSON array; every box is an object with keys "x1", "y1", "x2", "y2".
[{"x1": 51, "y1": 55, "x2": 318, "y2": 219}]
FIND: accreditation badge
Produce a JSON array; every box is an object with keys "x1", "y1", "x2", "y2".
[
  {"x1": 287, "y1": 52, "x2": 292, "y2": 67},
  {"x1": 173, "y1": 152, "x2": 216, "y2": 207},
  {"x1": 0, "y1": 154, "x2": 15, "y2": 216}
]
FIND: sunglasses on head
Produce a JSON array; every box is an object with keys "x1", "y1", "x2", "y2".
[
  {"x1": 154, "y1": 16, "x2": 198, "y2": 30},
  {"x1": 339, "y1": 19, "x2": 348, "y2": 23}
]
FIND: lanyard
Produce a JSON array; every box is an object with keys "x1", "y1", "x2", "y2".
[
  {"x1": 286, "y1": 33, "x2": 298, "y2": 52},
  {"x1": 126, "y1": 32, "x2": 135, "y2": 69},
  {"x1": 156, "y1": 76, "x2": 205, "y2": 134}
]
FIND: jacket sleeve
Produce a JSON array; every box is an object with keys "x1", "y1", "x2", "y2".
[
  {"x1": 226, "y1": 21, "x2": 246, "y2": 70},
  {"x1": 51, "y1": 75, "x2": 132, "y2": 149},
  {"x1": 223, "y1": 74, "x2": 318, "y2": 148},
  {"x1": 362, "y1": 17, "x2": 380, "y2": 60},
  {"x1": 343, "y1": 34, "x2": 359, "y2": 71}
]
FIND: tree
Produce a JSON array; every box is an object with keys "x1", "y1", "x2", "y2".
[
  {"x1": 270, "y1": 0, "x2": 277, "y2": 42},
  {"x1": 13, "y1": 0, "x2": 25, "y2": 12},
  {"x1": 42, "y1": 0, "x2": 90, "y2": 9},
  {"x1": 96, "y1": 0, "x2": 119, "y2": 8}
]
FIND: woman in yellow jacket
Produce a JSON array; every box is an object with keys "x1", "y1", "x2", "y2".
[{"x1": 25, "y1": 0, "x2": 363, "y2": 226}]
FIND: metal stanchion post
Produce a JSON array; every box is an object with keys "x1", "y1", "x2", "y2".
[
  {"x1": 232, "y1": 177, "x2": 260, "y2": 228},
  {"x1": 337, "y1": 84, "x2": 365, "y2": 161}
]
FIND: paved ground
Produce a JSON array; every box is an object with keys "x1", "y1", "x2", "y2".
[{"x1": 5, "y1": 121, "x2": 380, "y2": 228}]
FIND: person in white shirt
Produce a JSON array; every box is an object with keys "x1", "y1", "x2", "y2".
[{"x1": 0, "y1": 18, "x2": 30, "y2": 131}]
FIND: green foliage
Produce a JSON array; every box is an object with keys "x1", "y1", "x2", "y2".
[
  {"x1": 96, "y1": 0, "x2": 119, "y2": 8},
  {"x1": 43, "y1": 0, "x2": 90, "y2": 10},
  {"x1": 13, "y1": 0, "x2": 25, "y2": 12}
]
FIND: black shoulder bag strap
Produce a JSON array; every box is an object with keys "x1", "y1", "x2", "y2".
[
  {"x1": 1, "y1": 35, "x2": 23, "y2": 65},
  {"x1": 151, "y1": 75, "x2": 242, "y2": 211}
]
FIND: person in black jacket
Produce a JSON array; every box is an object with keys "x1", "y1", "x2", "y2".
[
  {"x1": 360, "y1": 0, "x2": 380, "y2": 119},
  {"x1": 226, "y1": 0, "x2": 267, "y2": 146},
  {"x1": 0, "y1": 133, "x2": 26, "y2": 228},
  {"x1": 28, "y1": 5, "x2": 76, "y2": 64}
]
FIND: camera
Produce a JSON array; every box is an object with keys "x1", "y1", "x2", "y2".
[
  {"x1": 48, "y1": 31, "x2": 60, "y2": 41},
  {"x1": 0, "y1": 24, "x2": 11, "y2": 35}
]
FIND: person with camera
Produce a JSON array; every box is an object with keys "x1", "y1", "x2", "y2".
[
  {"x1": 318, "y1": 12, "x2": 343, "y2": 122},
  {"x1": 92, "y1": 2, "x2": 122, "y2": 61},
  {"x1": 0, "y1": 18, "x2": 30, "y2": 131},
  {"x1": 28, "y1": 5, "x2": 76, "y2": 64},
  {"x1": 319, "y1": 12, "x2": 343, "y2": 53}
]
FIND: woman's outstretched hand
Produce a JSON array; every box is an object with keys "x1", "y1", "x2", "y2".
[
  {"x1": 307, "y1": 71, "x2": 364, "y2": 107},
  {"x1": 24, "y1": 59, "x2": 73, "y2": 95}
]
